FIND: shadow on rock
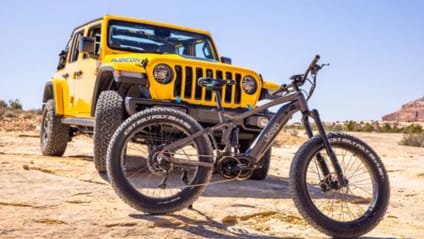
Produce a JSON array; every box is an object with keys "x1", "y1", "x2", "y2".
[
  {"x1": 202, "y1": 175, "x2": 290, "y2": 199},
  {"x1": 129, "y1": 208, "x2": 301, "y2": 239}
]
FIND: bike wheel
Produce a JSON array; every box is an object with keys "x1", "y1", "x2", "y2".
[
  {"x1": 289, "y1": 133, "x2": 390, "y2": 238},
  {"x1": 106, "y1": 107, "x2": 213, "y2": 214}
]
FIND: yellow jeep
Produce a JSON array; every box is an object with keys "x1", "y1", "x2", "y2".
[{"x1": 41, "y1": 15, "x2": 278, "y2": 179}]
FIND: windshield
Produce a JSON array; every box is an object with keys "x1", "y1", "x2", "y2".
[{"x1": 108, "y1": 20, "x2": 218, "y2": 61}]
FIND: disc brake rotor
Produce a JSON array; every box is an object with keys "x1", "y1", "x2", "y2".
[{"x1": 148, "y1": 151, "x2": 173, "y2": 176}]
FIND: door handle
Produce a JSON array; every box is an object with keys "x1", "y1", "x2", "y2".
[{"x1": 73, "y1": 70, "x2": 83, "y2": 78}]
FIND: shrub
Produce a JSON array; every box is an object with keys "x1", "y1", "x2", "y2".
[
  {"x1": 8, "y1": 99, "x2": 23, "y2": 110},
  {"x1": 344, "y1": 120, "x2": 357, "y2": 131},
  {"x1": 324, "y1": 122, "x2": 344, "y2": 132},
  {"x1": 379, "y1": 122, "x2": 402, "y2": 133},
  {"x1": 381, "y1": 123, "x2": 392, "y2": 132},
  {"x1": 0, "y1": 100, "x2": 7, "y2": 109},
  {"x1": 399, "y1": 133, "x2": 424, "y2": 147},
  {"x1": 0, "y1": 98, "x2": 24, "y2": 110},
  {"x1": 403, "y1": 124, "x2": 423, "y2": 134},
  {"x1": 360, "y1": 123, "x2": 375, "y2": 132}
]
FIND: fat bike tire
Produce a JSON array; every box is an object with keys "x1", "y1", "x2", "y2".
[
  {"x1": 289, "y1": 133, "x2": 390, "y2": 238},
  {"x1": 106, "y1": 107, "x2": 213, "y2": 214}
]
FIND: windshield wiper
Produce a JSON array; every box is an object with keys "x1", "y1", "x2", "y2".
[
  {"x1": 116, "y1": 45, "x2": 146, "y2": 53},
  {"x1": 115, "y1": 45, "x2": 177, "y2": 55}
]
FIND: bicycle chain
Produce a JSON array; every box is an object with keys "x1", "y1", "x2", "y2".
[{"x1": 176, "y1": 176, "x2": 240, "y2": 189}]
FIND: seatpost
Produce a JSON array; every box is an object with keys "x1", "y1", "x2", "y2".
[{"x1": 214, "y1": 90, "x2": 225, "y2": 123}]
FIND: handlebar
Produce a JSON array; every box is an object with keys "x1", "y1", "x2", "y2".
[
  {"x1": 310, "y1": 55, "x2": 321, "y2": 68},
  {"x1": 198, "y1": 77, "x2": 236, "y2": 90},
  {"x1": 268, "y1": 55, "x2": 323, "y2": 99},
  {"x1": 301, "y1": 54, "x2": 320, "y2": 83}
]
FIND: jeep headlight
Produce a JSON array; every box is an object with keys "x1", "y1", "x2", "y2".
[
  {"x1": 242, "y1": 75, "x2": 257, "y2": 95},
  {"x1": 153, "y1": 64, "x2": 173, "y2": 84}
]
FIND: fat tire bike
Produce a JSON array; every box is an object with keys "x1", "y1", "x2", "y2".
[{"x1": 106, "y1": 55, "x2": 390, "y2": 238}]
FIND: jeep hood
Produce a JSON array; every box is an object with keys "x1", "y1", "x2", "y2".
[
  {"x1": 103, "y1": 53, "x2": 270, "y2": 109},
  {"x1": 103, "y1": 53, "x2": 259, "y2": 76}
]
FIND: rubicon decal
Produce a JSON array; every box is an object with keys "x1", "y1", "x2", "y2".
[{"x1": 111, "y1": 57, "x2": 141, "y2": 63}]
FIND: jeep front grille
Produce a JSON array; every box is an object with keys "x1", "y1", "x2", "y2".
[{"x1": 173, "y1": 65, "x2": 242, "y2": 106}]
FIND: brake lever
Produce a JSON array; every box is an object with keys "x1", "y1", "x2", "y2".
[
  {"x1": 280, "y1": 83, "x2": 289, "y2": 93},
  {"x1": 311, "y1": 63, "x2": 330, "y2": 75}
]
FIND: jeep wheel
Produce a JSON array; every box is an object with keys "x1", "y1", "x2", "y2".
[
  {"x1": 94, "y1": 91, "x2": 124, "y2": 173},
  {"x1": 240, "y1": 141, "x2": 271, "y2": 180},
  {"x1": 40, "y1": 99, "x2": 69, "y2": 156}
]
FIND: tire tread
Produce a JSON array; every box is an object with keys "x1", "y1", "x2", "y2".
[
  {"x1": 40, "y1": 99, "x2": 69, "y2": 156},
  {"x1": 93, "y1": 91, "x2": 123, "y2": 172}
]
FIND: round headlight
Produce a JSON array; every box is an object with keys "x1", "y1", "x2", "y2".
[
  {"x1": 153, "y1": 64, "x2": 173, "y2": 84},
  {"x1": 242, "y1": 76, "x2": 257, "y2": 95}
]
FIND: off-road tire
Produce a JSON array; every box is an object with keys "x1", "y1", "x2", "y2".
[
  {"x1": 289, "y1": 133, "x2": 390, "y2": 238},
  {"x1": 107, "y1": 107, "x2": 213, "y2": 214},
  {"x1": 94, "y1": 91, "x2": 124, "y2": 173},
  {"x1": 40, "y1": 99, "x2": 69, "y2": 156}
]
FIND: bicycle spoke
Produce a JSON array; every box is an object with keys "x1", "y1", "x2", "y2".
[
  {"x1": 307, "y1": 145, "x2": 375, "y2": 222},
  {"x1": 117, "y1": 121, "x2": 205, "y2": 199}
]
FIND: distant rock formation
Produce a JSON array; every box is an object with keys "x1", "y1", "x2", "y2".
[{"x1": 383, "y1": 97, "x2": 424, "y2": 121}]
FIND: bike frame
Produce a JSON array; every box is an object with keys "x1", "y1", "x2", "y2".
[{"x1": 161, "y1": 88, "x2": 346, "y2": 185}]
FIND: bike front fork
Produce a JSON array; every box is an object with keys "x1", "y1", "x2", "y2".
[{"x1": 302, "y1": 109, "x2": 348, "y2": 188}]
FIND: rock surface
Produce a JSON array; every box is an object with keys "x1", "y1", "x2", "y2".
[{"x1": 0, "y1": 127, "x2": 424, "y2": 238}]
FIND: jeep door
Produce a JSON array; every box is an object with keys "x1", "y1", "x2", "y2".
[
  {"x1": 61, "y1": 24, "x2": 99, "y2": 118},
  {"x1": 58, "y1": 29, "x2": 85, "y2": 117},
  {"x1": 72, "y1": 24, "x2": 101, "y2": 117}
]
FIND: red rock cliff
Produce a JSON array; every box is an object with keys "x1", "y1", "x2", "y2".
[{"x1": 382, "y1": 97, "x2": 424, "y2": 121}]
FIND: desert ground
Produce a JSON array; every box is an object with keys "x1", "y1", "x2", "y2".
[{"x1": 0, "y1": 111, "x2": 423, "y2": 238}]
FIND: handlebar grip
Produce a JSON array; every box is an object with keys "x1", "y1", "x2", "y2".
[
  {"x1": 226, "y1": 79, "x2": 236, "y2": 86},
  {"x1": 197, "y1": 77, "x2": 211, "y2": 87},
  {"x1": 310, "y1": 55, "x2": 320, "y2": 67},
  {"x1": 300, "y1": 55, "x2": 321, "y2": 83}
]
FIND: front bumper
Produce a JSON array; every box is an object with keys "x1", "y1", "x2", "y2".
[{"x1": 125, "y1": 97, "x2": 272, "y2": 133}]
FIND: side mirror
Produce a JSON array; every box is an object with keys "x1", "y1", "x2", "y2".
[
  {"x1": 57, "y1": 49, "x2": 68, "y2": 70},
  {"x1": 79, "y1": 37, "x2": 96, "y2": 55},
  {"x1": 221, "y1": 56, "x2": 232, "y2": 64}
]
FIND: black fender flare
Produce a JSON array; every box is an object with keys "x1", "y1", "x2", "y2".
[
  {"x1": 42, "y1": 82, "x2": 54, "y2": 107},
  {"x1": 90, "y1": 65, "x2": 148, "y2": 116},
  {"x1": 90, "y1": 66, "x2": 115, "y2": 116},
  {"x1": 42, "y1": 79, "x2": 68, "y2": 115}
]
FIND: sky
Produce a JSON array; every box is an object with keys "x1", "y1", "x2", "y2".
[{"x1": 0, "y1": 0, "x2": 423, "y2": 122}]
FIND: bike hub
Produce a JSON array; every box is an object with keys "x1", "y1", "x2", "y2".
[
  {"x1": 148, "y1": 151, "x2": 173, "y2": 176},
  {"x1": 319, "y1": 174, "x2": 349, "y2": 192}
]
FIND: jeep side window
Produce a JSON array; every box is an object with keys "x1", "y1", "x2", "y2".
[
  {"x1": 88, "y1": 25, "x2": 101, "y2": 56},
  {"x1": 69, "y1": 30, "x2": 84, "y2": 63}
]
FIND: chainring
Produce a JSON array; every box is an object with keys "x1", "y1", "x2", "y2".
[{"x1": 216, "y1": 156, "x2": 253, "y2": 180}]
